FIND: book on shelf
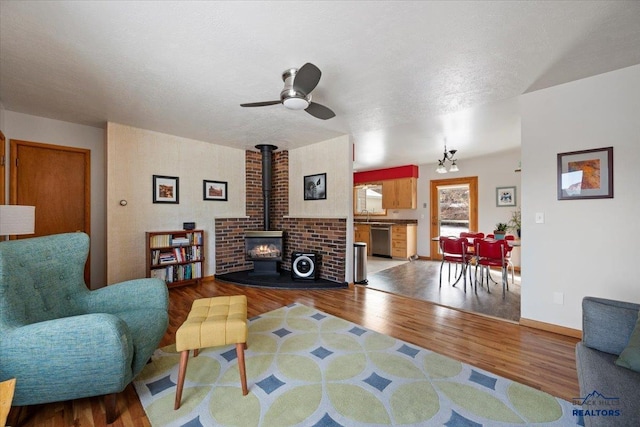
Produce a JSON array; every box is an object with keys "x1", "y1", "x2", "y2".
[
  {"x1": 150, "y1": 231, "x2": 203, "y2": 249},
  {"x1": 173, "y1": 247, "x2": 185, "y2": 263},
  {"x1": 191, "y1": 232, "x2": 203, "y2": 245},
  {"x1": 159, "y1": 252, "x2": 176, "y2": 264},
  {"x1": 184, "y1": 246, "x2": 201, "y2": 261},
  {"x1": 149, "y1": 262, "x2": 201, "y2": 284},
  {"x1": 171, "y1": 237, "x2": 190, "y2": 246},
  {"x1": 150, "y1": 234, "x2": 171, "y2": 248}
]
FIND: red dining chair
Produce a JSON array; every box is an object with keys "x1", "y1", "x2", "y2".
[
  {"x1": 460, "y1": 231, "x2": 484, "y2": 244},
  {"x1": 504, "y1": 235, "x2": 516, "y2": 285},
  {"x1": 439, "y1": 236, "x2": 472, "y2": 293},
  {"x1": 459, "y1": 232, "x2": 484, "y2": 255},
  {"x1": 475, "y1": 238, "x2": 509, "y2": 298},
  {"x1": 480, "y1": 234, "x2": 515, "y2": 284},
  {"x1": 460, "y1": 232, "x2": 484, "y2": 239}
]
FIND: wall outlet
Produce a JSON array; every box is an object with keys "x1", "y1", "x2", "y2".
[{"x1": 553, "y1": 292, "x2": 564, "y2": 305}]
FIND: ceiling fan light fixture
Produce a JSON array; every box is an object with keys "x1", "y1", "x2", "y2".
[
  {"x1": 282, "y1": 96, "x2": 310, "y2": 110},
  {"x1": 240, "y1": 63, "x2": 335, "y2": 119}
]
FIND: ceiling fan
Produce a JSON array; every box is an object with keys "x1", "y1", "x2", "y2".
[{"x1": 240, "y1": 63, "x2": 336, "y2": 120}]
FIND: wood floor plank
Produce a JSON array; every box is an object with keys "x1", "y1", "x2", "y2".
[{"x1": 8, "y1": 278, "x2": 580, "y2": 426}]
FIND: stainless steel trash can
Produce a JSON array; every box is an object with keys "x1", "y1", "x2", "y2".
[{"x1": 354, "y1": 242, "x2": 368, "y2": 284}]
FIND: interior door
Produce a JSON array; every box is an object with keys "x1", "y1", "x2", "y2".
[
  {"x1": 10, "y1": 139, "x2": 91, "y2": 283},
  {"x1": 430, "y1": 176, "x2": 478, "y2": 260}
]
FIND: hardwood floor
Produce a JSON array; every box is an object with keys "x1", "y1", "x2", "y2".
[{"x1": 9, "y1": 278, "x2": 580, "y2": 426}]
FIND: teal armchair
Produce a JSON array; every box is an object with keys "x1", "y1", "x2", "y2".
[{"x1": 0, "y1": 233, "x2": 169, "y2": 423}]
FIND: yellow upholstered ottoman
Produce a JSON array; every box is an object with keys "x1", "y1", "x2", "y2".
[{"x1": 174, "y1": 295, "x2": 248, "y2": 409}]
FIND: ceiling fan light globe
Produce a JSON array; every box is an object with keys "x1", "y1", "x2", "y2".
[{"x1": 283, "y1": 97, "x2": 309, "y2": 110}]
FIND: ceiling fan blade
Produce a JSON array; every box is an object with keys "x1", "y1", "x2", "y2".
[
  {"x1": 305, "y1": 102, "x2": 335, "y2": 120},
  {"x1": 240, "y1": 100, "x2": 281, "y2": 107},
  {"x1": 293, "y1": 63, "x2": 321, "y2": 95}
]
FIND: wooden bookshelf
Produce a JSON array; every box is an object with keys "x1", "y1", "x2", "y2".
[{"x1": 145, "y1": 230, "x2": 204, "y2": 288}]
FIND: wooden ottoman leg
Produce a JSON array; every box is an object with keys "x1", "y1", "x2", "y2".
[
  {"x1": 236, "y1": 343, "x2": 248, "y2": 396},
  {"x1": 174, "y1": 350, "x2": 190, "y2": 410}
]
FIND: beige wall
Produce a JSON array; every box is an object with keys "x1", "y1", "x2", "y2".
[
  {"x1": 106, "y1": 122, "x2": 246, "y2": 284},
  {"x1": 521, "y1": 64, "x2": 640, "y2": 330},
  {"x1": 288, "y1": 135, "x2": 352, "y2": 218}
]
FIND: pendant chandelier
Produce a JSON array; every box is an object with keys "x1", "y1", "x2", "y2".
[{"x1": 436, "y1": 138, "x2": 459, "y2": 174}]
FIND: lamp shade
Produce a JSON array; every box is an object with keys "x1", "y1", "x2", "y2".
[{"x1": 0, "y1": 205, "x2": 36, "y2": 236}]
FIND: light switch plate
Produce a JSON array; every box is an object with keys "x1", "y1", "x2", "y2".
[{"x1": 535, "y1": 212, "x2": 545, "y2": 223}]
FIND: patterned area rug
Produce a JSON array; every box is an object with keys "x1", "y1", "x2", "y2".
[{"x1": 133, "y1": 304, "x2": 579, "y2": 426}]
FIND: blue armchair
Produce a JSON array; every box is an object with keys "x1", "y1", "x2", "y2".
[{"x1": 0, "y1": 233, "x2": 169, "y2": 423}]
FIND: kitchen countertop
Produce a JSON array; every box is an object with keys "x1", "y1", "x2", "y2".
[{"x1": 354, "y1": 219, "x2": 418, "y2": 225}]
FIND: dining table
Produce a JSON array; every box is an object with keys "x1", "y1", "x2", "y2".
[{"x1": 431, "y1": 236, "x2": 521, "y2": 247}]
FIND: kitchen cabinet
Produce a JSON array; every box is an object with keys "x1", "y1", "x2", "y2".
[
  {"x1": 354, "y1": 223, "x2": 371, "y2": 255},
  {"x1": 382, "y1": 178, "x2": 417, "y2": 209},
  {"x1": 391, "y1": 224, "x2": 417, "y2": 259}
]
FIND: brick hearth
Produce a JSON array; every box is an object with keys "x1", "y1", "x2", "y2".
[{"x1": 214, "y1": 149, "x2": 347, "y2": 283}]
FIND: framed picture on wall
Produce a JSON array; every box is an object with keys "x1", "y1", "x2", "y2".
[
  {"x1": 304, "y1": 173, "x2": 327, "y2": 200},
  {"x1": 153, "y1": 175, "x2": 179, "y2": 204},
  {"x1": 557, "y1": 147, "x2": 613, "y2": 200},
  {"x1": 203, "y1": 180, "x2": 228, "y2": 201},
  {"x1": 496, "y1": 186, "x2": 516, "y2": 207}
]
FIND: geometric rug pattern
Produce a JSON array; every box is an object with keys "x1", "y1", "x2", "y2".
[{"x1": 133, "y1": 303, "x2": 580, "y2": 426}]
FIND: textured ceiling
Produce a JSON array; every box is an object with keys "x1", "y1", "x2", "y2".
[{"x1": 1, "y1": 1, "x2": 639, "y2": 171}]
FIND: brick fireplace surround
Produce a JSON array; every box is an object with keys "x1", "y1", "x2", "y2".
[{"x1": 215, "y1": 150, "x2": 347, "y2": 283}]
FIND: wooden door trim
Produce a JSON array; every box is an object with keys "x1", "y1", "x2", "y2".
[
  {"x1": 429, "y1": 176, "x2": 478, "y2": 259},
  {"x1": 0, "y1": 131, "x2": 5, "y2": 205},
  {"x1": 9, "y1": 139, "x2": 91, "y2": 284}
]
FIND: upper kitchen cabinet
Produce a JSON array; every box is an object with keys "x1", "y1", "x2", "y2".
[
  {"x1": 382, "y1": 178, "x2": 417, "y2": 209},
  {"x1": 355, "y1": 165, "x2": 418, "y2": 211}
]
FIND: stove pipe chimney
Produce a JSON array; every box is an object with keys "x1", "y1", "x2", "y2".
[{"x1": 255, "y1": 144, "x2": 277, "y2": 231}]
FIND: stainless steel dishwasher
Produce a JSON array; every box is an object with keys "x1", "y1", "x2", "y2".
[{"x1": 371, "y1": 224, "x2": 392, "y2": 258}]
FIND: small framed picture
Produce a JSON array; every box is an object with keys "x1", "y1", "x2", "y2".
[
  {"x1": 203, "y1": 180, "x2": 228, "y2": 201},
  {"x1": 153, "y1": 175, "x2": 179, "y2": 204},
  {"x1": 304, "y1": 173, "x2": 327, "y2": 200},
  {"x1": 557, "y1": 147, "x2": 613, "y2": 200},
  {"x1": 496, "y1": 186, "x2": 516, "y2": 207}
]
